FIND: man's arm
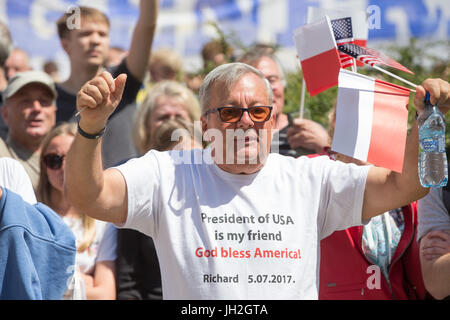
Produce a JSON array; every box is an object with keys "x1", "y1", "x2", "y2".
[
  {"x1": 362, "y1": 79, "x2": 450, "y2": 221},
  {"x1": 65, "y1": 72, "x2": 128, "y2": 224},
  {"x1": 420, "y1": 230, "x2": 450, "y2": 299},
  {"x1": 125, "y1": 0, "x2": 159, "y2": 81}
]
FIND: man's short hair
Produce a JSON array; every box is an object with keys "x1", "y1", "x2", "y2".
[
  {"x1": 56, "y1": 6, "x2": 110, "y2": 39},
  {"x1": 0, "y1": 21, "x2": 12, "y2": 67},
  {"x1": 199, "y1": 62, "x2": 273, "y2": 114}
]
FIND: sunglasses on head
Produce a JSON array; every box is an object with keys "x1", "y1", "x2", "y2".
[
  {"x1": 204, "y1": 106, "x2": 273, "y2": 123},
  {"x1": 43, "y1": 153, "x2": 66, "y2": 170}
]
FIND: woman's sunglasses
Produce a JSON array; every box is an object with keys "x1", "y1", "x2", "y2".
[{"x1": 43, "y1": 153, "x2": 66, "y2": 170}]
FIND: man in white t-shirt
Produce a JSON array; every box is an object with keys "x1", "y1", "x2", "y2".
[
  {"x1": 65, "y1": 63, "x2": 450, "y2": 299},
  {"x1": 0, "y1": 157, "x2": 36, "y2": 204}
]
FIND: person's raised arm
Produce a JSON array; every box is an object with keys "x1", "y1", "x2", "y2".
[
  {"x1": 125, "y1": 0, "x2": 159, "y2": 81},
  {"x1": 65, "y1": 71, "x2": 128, "y2": 224},
  {"x1": 362, "y1": 78, "x2": 450, "y2": 221}
]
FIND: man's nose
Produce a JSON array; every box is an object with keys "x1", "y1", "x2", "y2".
[
  {"x1": 237, "y1": 110, "x2": 254, "y2": 128},
  {"x1": 31, "y1": 99, "x2": 42, "y2": 111},
  {"x1": 90, "y1": 32, "x2": 102, "y2": 44}
]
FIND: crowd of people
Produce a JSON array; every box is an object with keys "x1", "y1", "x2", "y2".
[{"x1": 0, "y1": 0, "x2": 449, "y2": 300}]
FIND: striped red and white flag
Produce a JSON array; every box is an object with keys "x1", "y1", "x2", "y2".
[
  {"x1": 338, "y1": 43, "x2": 414, "y2": 74},
  {"x1": 330, "y1": 17, "x2": 355, "y2": 69},
  {"x1": 331, "y1": 69, "x2": 411, "y2": 173},
  {"x1": 307, "y1": 7, "x2": 368, "y2": 66}
]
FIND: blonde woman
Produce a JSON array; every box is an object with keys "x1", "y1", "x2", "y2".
[
  {"x1": 133, "y1": 80, "x2": 202, "y2": 155},
  {"x1": 37, "y1": 123, "x2": 116, "y2": 299}
]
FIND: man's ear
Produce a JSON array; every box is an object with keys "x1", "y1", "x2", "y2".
[
  {"x1": 201, "y1": 115, "x2": 208, "y2": 134},
  {"x1": 201, "y1": 115, "x2": 211, "y2": 143},
  {"x1": 1, "y1": 106, "x2": 9, "y2": 127},
  {"x1": 271, "y1": 111, "x2": 276, "y2": 127},
  {"x1": 60, "y1": 37, "x2": 70, "y2": 54}
]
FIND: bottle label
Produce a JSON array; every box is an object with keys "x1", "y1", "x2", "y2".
[{"x1": 421, "y1": 137, "x2": 445, "y2": 153}]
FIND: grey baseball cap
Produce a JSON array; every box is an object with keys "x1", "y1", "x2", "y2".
[{"x1": 2, "y1": 70, "x2": 57, "y2": 102}]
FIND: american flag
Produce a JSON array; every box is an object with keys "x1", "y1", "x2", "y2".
[
  {"x1": 337, "y1": 43, "x2": 414, "y2": 74},
  {"x1": 330, "y1": 17, "x2": 354, "y2": 68}
]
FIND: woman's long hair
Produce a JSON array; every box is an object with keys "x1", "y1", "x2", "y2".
[{"x1": 37, "y1": 122, "x2": 96, "y2": 252}]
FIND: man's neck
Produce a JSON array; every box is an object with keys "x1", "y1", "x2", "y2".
[
  {"x1": 7, "y1": 134, "x2": 41, "y2": 154},
  {"x1": 274, "y1": 112, "x2": 289, "y2": 130},
  {"x1": 216, "y1": 162, "x2": 265, "y2": 175},
  {"x1": 59, "y1": 64, "x2": 102, "y2": 95}
]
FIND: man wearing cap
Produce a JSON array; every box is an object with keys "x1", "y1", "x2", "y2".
[{"x1": 0, "y1": 71, "x2": 57, "y2": 191}]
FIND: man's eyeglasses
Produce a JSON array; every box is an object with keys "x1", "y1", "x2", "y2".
[
  {"x1": 204, "y1": 106, "x2": 273, "y2": 123},
  {"x1": 43, "y1": 153, "x2": 66, "y2": 170}
]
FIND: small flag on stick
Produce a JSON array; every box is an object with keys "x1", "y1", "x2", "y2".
[
  {"x1": 337, "y1": 43, "x2": 414, "y2": 74},
  {"x1": 331, "y1": 69, "x2": 411, "y2": 173},
  {"x1": 306, "y1": 7, "x2": 368, "y2": 66},
  {"x1": 293, "y1": 16, "x2": 342, "y2": 96},
  {"x1": 330, "y1": 17, "x2": 355, "y2": 69}
]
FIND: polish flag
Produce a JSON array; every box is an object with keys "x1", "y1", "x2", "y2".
[
  {"x1": 306, "y1": 7, "x2": 368, "y2": 66},
  {"x1": 331, "y1": 69, "x2": 410, "y2": 173},
  {"x1": 293, "y1": 16, "x2": 342, "y2": 96}
]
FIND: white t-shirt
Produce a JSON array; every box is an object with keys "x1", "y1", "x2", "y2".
[
  {"x1": 96, "y1": 223, "x2": 118, "y2": 263},
  {"x1": 63, "y1": 218, "x2": 115, "y2": 275},
  {"x1": 115, "y1": 148, "x2": 369, "y2": 300},
  {"x1": 417, "y1": 187, "x2": 450, "y2": 241},
  {"x1": 0, "y1": 157, "x2": 37, "y2": 204}
]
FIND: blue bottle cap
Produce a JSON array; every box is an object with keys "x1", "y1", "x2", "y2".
[{"x1": 425, "y1": 91, "x2": 431, "y2": 104}]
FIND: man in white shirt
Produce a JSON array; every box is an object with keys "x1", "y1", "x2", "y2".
[
  {"x1": 0, "y1": 157, "x2": 36, "y2": 204},
  {"x1": 65, "y1": 62, "x2": 449, "y2": 299}
]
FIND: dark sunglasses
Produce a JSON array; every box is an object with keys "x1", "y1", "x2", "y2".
[
  {"x1": 204, "y1": 106, "x2": 273, "y2": 123},
  {"x1": 43, "y1": 153, "x2": 66, "y2": 170}
]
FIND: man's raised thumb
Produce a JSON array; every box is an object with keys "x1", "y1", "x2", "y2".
[{"x1": 111, "y1": 73, "x2": 127, "y2": 102}]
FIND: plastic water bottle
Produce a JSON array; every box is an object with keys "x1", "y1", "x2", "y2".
[{"x1": 418, "y1": 92, "x2": 448, "y2": 187}]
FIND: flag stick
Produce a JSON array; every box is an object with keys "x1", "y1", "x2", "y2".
[
  {"x1": 299, "y1": 78, "x2": 306, "y2": 118},
  {"x1": 75, "y1": 106, "x2": 87, "y2": 117},
  {"x1": 372, "y1": 65, "x2": 417, "y2": 91},
  {"x1": 351, "y1": 58, "x2": 357, "y2": 73}
]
